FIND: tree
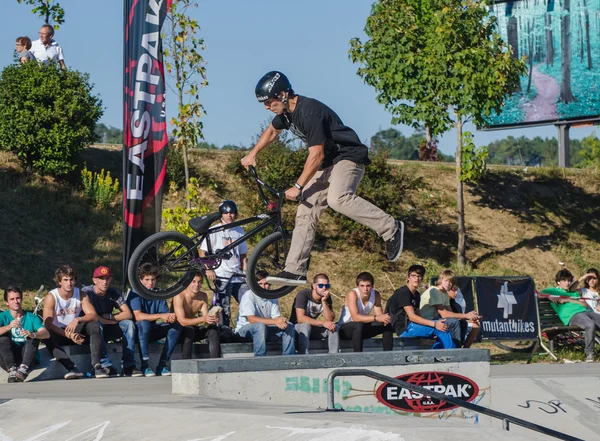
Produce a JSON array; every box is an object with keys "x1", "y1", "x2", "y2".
[
  {"x1": 370, "y1": 128, "x2": 422, "y2": 160},
  {"x1": 0, "y1": 62, "x2": 102, "y2": 175},
  {"x1": 349, "y1": 0, "x2": 526, "y2": 266},
  {"x1": 164, "y1": 0, "x2": 208, "y2": 208},
  {"x1": 17, "y1": 0, "x2": 65, "y2": 27},
  {"x1": 579, "y1": 132, "x2": 600, "y2": 169},
  {"x1": 559, "y1": 0, "x2": 576, "y2": 103}
]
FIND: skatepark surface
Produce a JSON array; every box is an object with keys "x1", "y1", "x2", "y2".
[{"x1": 0, "y1": 363, "x2": 597, "y2": 440}]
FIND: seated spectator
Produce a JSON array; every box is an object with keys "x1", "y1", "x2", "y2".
[
  {"x1": 235, "y1": 271, "x2": 295, "y2": 356},
  {"x1": 127, "y1": 263, "x2": 182, "y2": 376},
  {"x1": 30, "y1": 24, "x2": 66, "y2": 69},
  {"x1": 447, "y1": 285, "x2": 480, "y2": 348},
  {"x1": 386, "y1": 264, "x2": 456, "y2": 349},
  {"x1": 338, "y1": 272, "x2": 393, "y2": 352},
  {"x1": 290, "y1": 273, "x2": 339, "y2": 354},
  {"x1": 541, "y1": 268, "x2": 600, "y2": 363},
  {"x1": 0, "y1": 286, "x2": 49, "y2": 382},
  {"x1": 15, "y1": 36, "x2": 35, "y2": 64},
  {"x1": 420, "y1": 270, "x2": 479, "y2": 347},
  {"x1": 173, "y1": 273, "x2": 221, "y2": 359},
  {"x1": 42, "y1": 265, "x2": 105, "y2": 379},
  {"x1": 200, "y1": 200, "x2": 248, "y2": 328},
  {"x1": 82, "y1": 266, "x2": 142, "y2": 377},
  {"x1": 579, "y1": 268, "x2": 600, "y2": 315}
]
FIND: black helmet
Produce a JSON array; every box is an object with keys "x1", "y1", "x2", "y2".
[
  {"x1": 219, "y1": 200, "x2": 238, "y2": 215},
  {"x1": 255, "y1": 71, "x2": 292, "y2": 103}
]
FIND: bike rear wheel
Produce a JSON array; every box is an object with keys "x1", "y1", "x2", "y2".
[
  {"x1": 492, "y1": 340, "x2": 537, "y2": 353},
  {"x1": 128, "y1": 231, "x2": 199, "y2": 300},
  {"x1": 246, "y1": 231, "x2": 296, "y2": 300}
]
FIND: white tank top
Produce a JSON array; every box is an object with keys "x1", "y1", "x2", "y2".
[
  {"x1": 339, "y1": 288, "x2": 376, "y2": 324},
  {"x1": 50, "y1": 288, "x2": 82, "y2": 329}
]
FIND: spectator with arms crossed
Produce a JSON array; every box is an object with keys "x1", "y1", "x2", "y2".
[
  {"x1": 0, "y1": 286, "x2": 49, "y2": 382},
  {"x1": 82, "y1": 266, "x2": 142, "y2": 377},
  {"x1": 127, "y1": 263, "x2": 182, "y2": 376},
  {"x1": 338, "y1": 272, "x2": 393, "y2": 352},
  {"x1": 173, "y1": 273, "x2": 221, "y2": 359},
  {"x1": 235, "y1": 271, "x2": 295, "y2": 356},
  {"x1": 242, "y1": 71, "x2": 403, "y2": 287},
  {"x1": 541, "y1": 268, "x2": 600, "y2": 362},
  {"x1": 290, "y1": 273, "x2": 339, "y2": 354},
  {"x1": 386, "y1": 265, "x2": 456, "y2": 349},
  {"x1": 200, "y1": 200, "x2": 248, "y2": 328},
  {"x1": 43, "y1": 265, "x2": 105, "y2": 379}
]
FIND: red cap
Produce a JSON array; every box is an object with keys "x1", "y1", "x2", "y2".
[{"x1": 93, "y1": 266, "x2": 113, "y2": 278}]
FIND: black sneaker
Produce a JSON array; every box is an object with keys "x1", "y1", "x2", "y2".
[
  {"x1": 123, "y1": 365, "x2": 144, "y2": 377},
  {"x1": 266, "y1": 271, "x2": 307, "y2": 286},
  {"x1": 385, "y1": 220, "x2": 404, "y2": 262},
  {"x1": 94, "y1": 364, "x2": 110, "y2": 379},
  {"x1": 107, "y1": 366, "x2": 119, "y2": 377}
]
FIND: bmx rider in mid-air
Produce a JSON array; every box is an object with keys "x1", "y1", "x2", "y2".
[{"x1": 241, "y1": 71, "x2": 404, "y2": 287}]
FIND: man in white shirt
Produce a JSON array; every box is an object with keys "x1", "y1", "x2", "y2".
[
  {"x1": 200, "y1": 200, "x2": 248, "y2": 327},
  {"x1": 234, "y1": 271, "x2": 295, "y2": 356},
  {"x1": 30, "y1": 24, "x2": 66, "y2": 70}
]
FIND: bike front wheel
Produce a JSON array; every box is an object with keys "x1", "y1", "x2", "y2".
[
  {"x1": 128, "y1": 231, "x2": 199, "y2": 300},
  {"x1": 246, "y1": 231, "x2": 296, "y2": 300}
]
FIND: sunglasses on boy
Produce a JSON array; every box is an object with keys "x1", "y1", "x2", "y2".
[{"x1": 316, "y1": 283, "x2": 330, "y2": 289}]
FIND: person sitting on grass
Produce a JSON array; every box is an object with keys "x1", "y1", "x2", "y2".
[
  {"x1": 541, "y1": 268, "x2": 600, "y2": 363},
  {"x1": 234, "y1": 270, "x2": 295, "y2": 357},
  {"x1": 0, "y1": 286, "x2": 49, "y2": 382},
  {"x1": 127, "y1": 263, "x2": 182, "y2": 377}
]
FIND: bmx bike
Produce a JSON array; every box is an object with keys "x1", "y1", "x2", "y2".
[{"x1": 127, "y1": 166, "x2": 296, "y2": 301}]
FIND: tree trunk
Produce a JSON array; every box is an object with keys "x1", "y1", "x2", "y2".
[
  {"x1": 45, "y1": 0, "x2": 51, "y2": 23},
  {"x1": 527, "y1": 19, "x2": 534, "y2": 93},
  {"x1": 546, "y1": 13, "x2": 554, "y2": 67},
  {"x1": 456, "y1": 119, "x2": 466, "y2": 267},
  {"x1": 584, "y1": 0, "x2": 593, "y2": 69},
  {"x1": 178, "y1": 87, "x2": 191, "y2": 210},
  {"x1": 559, "y1": 0, "x2": 576, "y2": 103},
  {"x1": 578, "y1": 5, "x2": 584, "y2": 63},
  {"x1": 425, "y1": 125, "x2": 432, "y2": 143},
  {"x1": 507, "y1": 15, "x2": 521, "y2": 92}
]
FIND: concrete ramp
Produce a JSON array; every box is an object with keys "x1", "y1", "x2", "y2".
[{"x1": 0, "y1": 397, "x2": 540, "y2": 440}]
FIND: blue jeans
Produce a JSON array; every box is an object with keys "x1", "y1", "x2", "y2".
[
  {"x1": 401, "y1": 321, "x2": 458, "y2": 349},
  {"x1": 136, "y1": 321, "x2": 182, "y2": 367},
  {"x1": 236, "y1": 323, "x2": 295, "y2": 356},
  {"x1": 214, "y1": 280, "x2": 248, "y2": 327},
  {"x1": 99, "y1": 320, "x2": 137, "y2": 368}
]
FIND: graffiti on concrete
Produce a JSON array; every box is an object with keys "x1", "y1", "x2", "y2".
[
  {"x1": 518, "y1": 399, "x2": 567, "y2": 414},
  {"x1": 585, "y1": 397, "x2": 600, "y2": 410}
]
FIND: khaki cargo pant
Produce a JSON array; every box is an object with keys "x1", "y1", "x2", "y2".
[{"x1": 285, "y1": 159, "x2": 396, "y2": 276}]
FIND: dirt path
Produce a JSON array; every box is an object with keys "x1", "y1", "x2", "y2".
[{"x1": 523, "y1": 64, "x2": 559, "y2": 122}]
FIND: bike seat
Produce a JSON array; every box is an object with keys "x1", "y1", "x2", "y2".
[{"x1": 189, "y1": 212, "x2": 221, "y2": 234}]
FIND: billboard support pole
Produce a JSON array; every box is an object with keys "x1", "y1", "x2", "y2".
[{"x1": 557, "y1": 123, "x2": 571, "y2": 168}]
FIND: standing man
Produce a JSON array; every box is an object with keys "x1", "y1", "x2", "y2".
[
  {"x1": 0, "y1": 287, "x2": 49, "y2": 382},
  {"x1": 82, "y1": 266, "x2": 142, "y2": 377},
  {"x1": 173, "y1": 273, "x2": 221, "y2": 359},
  {"x1": 200, "y1": 200, "x2": 248, "y2": 327},
  {"x1": 290, "y1": 273, "x2": 339, "y2": 354},
  {"x1": 386, "y1": 265, "x2": 456, "y2": 349},
  {"x1": 338, "y1": 272, "x2": 394, "y2": 352},
  {"x1": 235, "y1": 271, "x2": 295, "y2": 356},
  {"x1": 128, "y1": 263, "x2": 182, "y2": 376},
  {"x1": 242, "y1": 71, "x2": 403, "y2": 286},
  {"x1": 43, "y1": 265, "x2": 106, "y2": 379},
  {"x1": 30, "y1": 24, "x2": 66, "y2": 69}
]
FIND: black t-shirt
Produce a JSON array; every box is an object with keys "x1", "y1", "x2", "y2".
[
  {"x1": 271, "y1": 95, "x2": 370, "y2": 169},
  {"x1": 82, "y1": 285, "x2": 126, "y2": 316},
  {"x1": 289, "y1": 288, "x2": 333, "y2": 324},
  {"x1": 385, "y1": 285, "x2": 420, "y2": 336}
]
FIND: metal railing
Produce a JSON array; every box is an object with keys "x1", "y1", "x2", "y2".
[{"x1": 326, "y1": 369, "x2": 582, "y2": 441}]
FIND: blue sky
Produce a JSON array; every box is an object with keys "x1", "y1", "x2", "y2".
[{"x1": 1, "y1": 0, "x2": 597, "y2": 156}]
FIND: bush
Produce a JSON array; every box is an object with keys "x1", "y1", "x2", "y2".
[
  {"x1": 81, "y1": 166, "x2": 120, "y2": 210},
  {"x1": 0, "y1": 62, "x2": 103, "y2": 176},
  {"x1": 162, "y1": 178, "x2": 211, "y2": 236},
  {"x1": 166, "y1": 143, "x2": 188, "y2": 189}
]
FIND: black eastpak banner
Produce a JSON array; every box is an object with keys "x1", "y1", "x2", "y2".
[
  {"x1": 123, "y1": 0, "x2": 172, "y2": 290},
  {"x1": 475, "y1": 277, "x2": 537, "y2": 340}
]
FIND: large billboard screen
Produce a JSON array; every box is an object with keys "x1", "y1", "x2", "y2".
[{"x1": 484, "y1": 0, "x2": 600, "y2": 129}]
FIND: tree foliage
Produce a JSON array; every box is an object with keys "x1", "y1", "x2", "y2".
[
  {"x1": 349, "y1": 0, "x2": 526, "y2": 266},
  {"x1": 94, "y1": 123, "x2": 123, "y2": 144},
  {"x1": 485, "y1": 135, "x2": 586, "y2": 167},
  {"x1": 0, "y1": 62, "x2": 102, "y2": 176},
  {"x1": 17, "y1": 0, "x2": 65, "y2": 27},
  {"x1": 578, "y1": 132, "x2": 600, "y2": 169}
]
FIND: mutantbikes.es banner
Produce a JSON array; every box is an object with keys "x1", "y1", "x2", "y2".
[
  {"x1": 475, "y1": 277, "x2": 537, "y2": 340},
  {"x1": 123, "y1": 0, "x2": 172, "y2": 288}
]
